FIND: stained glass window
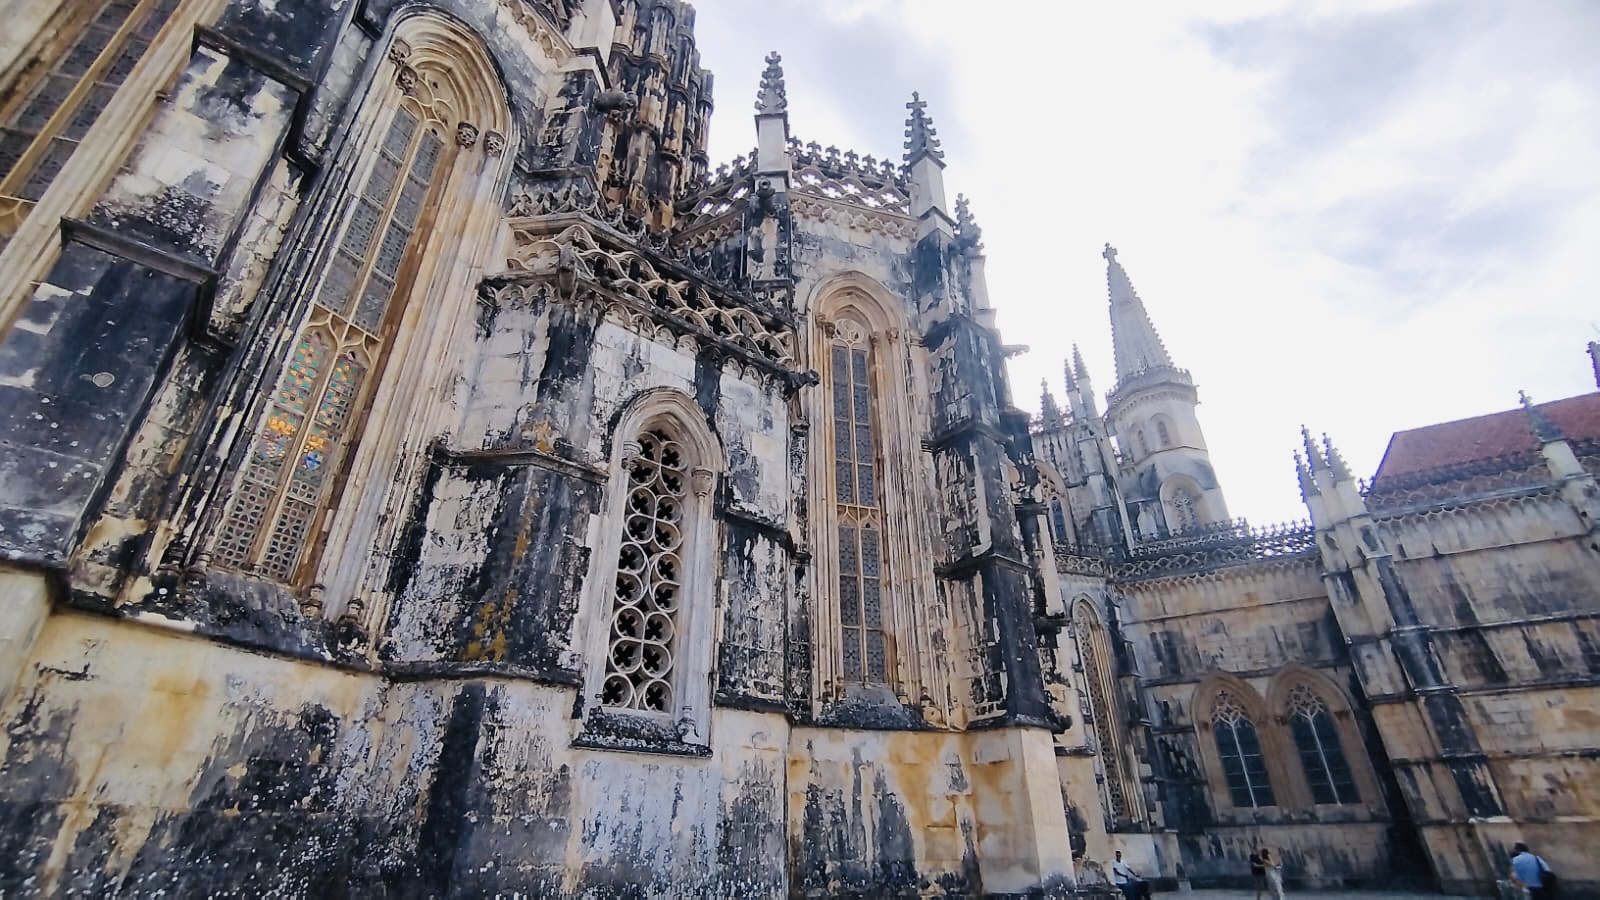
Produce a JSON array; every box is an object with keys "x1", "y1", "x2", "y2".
[
  {"x1": 830, "y1": 317, "x2": 887, "y2": 683},
  {"x1": 0, "y1": 0, "x2": 181, "y2": 249},
  {"x1": 214, "y1": 95, "x2": 451, "y2": 581},
  {"x1": 1212, "y1": 691, "x2": 1275, "y2": 808},
  {"x1": 1287, "y1": 685, "x2": 1359, "y2": 804}
]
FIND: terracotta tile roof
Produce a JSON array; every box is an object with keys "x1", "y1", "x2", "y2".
[{"x1": 1371, "y1": 392, "x2": 1600, "y2": 485}]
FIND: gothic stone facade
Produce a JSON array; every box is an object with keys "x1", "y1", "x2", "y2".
[{"x1": 0, "y1": 0, "x2": 1596, "y2": 896}]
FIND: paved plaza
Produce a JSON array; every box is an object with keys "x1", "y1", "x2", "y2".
[{"x1": 1158, "y1": 892, "x2": 1477, "y2": 900}]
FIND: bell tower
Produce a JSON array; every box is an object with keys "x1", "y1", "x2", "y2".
[{"x1": 1100, "y1": 244, "x2": 1229, "y2": 538}]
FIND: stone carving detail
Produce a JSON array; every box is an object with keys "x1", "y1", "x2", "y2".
[
  {"x1": 483, "y1": 129, "x2": 506, "y2": 156},
  {"x1": 387, "y1": 38, "x2": 412, "y2": 64},
  {"x1": 493, "y1": 0, "x2": 572, "y2": 63},
  {"x1": 395, "y1": 64, "x2": 418, "y2": 96},
  {"x1": 506, "y1": 223, "x2": 797, "y2": 367},
  {"x1": 456, "y1": 121, "x2": 480, "y2": 148}
]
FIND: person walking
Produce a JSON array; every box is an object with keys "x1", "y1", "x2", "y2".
[
  {"x1": 1260, "y1": 847, "x2": 1286, "y2": 900},
  {"x1": 1250, "y1": 848, "x2": 1267, "y2": 900},
  {"x1": 1509, "y1": 842, "x2": 1558, "y2": 899}
]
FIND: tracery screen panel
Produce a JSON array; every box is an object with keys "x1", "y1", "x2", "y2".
[
  {"x1": 214, "y1": 105, "x2": 448, "y2": 581},
  {"x1": 831, "y1": 318, "x2": 887, "y2": 683},
  {"x1": 1212, "y1": 690, "x2": 1275, "y2": 808},
  {"x1": 1074, "y1": 602, "x2": 1132, "y2": 823},
  {"x1": 601, "y1": 428, "x2": 685, "y2": 714},
  {"x1": 0, "y1": 0, "x2": 180, "y2": 247},
  {"x1": 1287, "y1": 685, "x2": 1359, "y2": 805}
]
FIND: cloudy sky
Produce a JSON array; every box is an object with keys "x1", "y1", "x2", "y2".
[{"x1": 685, "y1": 0, "x2": 1600, "y2": 525}]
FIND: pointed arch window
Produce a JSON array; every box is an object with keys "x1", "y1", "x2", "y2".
[
  {"x1": 602, "y1": 427, "x2": 689, "y2": 714},
  {"x1": 830, "y1": 316, "x2": 888, "y2": 683},
  {"x1": 1287, "y1": 685, "x2": 1359, "y2": 804},
  {"x1": 1154, "y1": 416, "x2": 1173, "y2": 448},
  {"x1": 1170, "y1": 487, "x2": 1198, "y2": 533},
  {"x1": 0, "y1": 0, "x2": 181, "y2": 247},
  {"x1": 1073, "y1": 599, "x2": 1143, "y2": 826},
  {"x1": 579, "y1": 396, "x2": 719, "y2": 750},
  {"x1": 1212, "y1": 690, "x2": 1275, "y2": 808},
  {"x1": 1050, "y1": 497, "x2": 1068, "y2": 545},
  {"x1": 211, "y1": 46, "x2": 485, "y2": 582}
]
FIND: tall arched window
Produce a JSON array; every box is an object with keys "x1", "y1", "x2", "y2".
[
  {"x1": 1211, "y1": 690, "x2": 1275, "y2": 808},
  {"x1": 1133, "y1": 428, "x2": 1148, "y2": 459},
  {"x1": 1050, "y1": 497, "x2": 1068, "y2": 545},
  {"x1": 0, "y1": 0, "x2": 180, "y2": 248},
  {"x1": 830, "y1": 314, "x2": 888, "y2": 683},
  {"x1": 1287, "y1": 684, "x2": 1359, "y2": 804},
  {"x1": 1073, "y1": 598, "x2": 1144, "y2": 826},
  {"x1": 579, "y1": 393, "x2": 719, "y2": 746},
  {"x1": 210, "y1": 27, "x2": 506, "y2": 582},
  {"x1": 1154, "y1": 416, "x2": 1173, "y2": 448}
]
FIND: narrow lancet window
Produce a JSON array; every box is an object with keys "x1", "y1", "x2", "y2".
[
  {"x1": 1212, "y1": 690, "x2": 1275, "y2": 808},
  {"x1": 602, "y1": 428, "x2": 686, "y2": 714},
  {"x1": 831, "y1": 317, "x2": 887, "y2": 683},
  {"x1": 1287, "y1": 685, "x2": 1359, "y2": 804},
  {"x1": 214, "y1": 67, "x2": 456, "y2": 581}
]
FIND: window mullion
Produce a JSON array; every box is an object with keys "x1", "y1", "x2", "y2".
[
  {"x1": 247, "y1": 332, "x2": 343, "y2": 568},
  {"x1": 0, "y1": 0, "x2": 163, "y2": 199}
]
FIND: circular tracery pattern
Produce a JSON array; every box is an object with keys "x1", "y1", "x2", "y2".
[{"x1": 601, "y1": 428, "x2": 685, "y2": 713}]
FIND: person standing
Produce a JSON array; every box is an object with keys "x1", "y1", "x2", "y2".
[
  {"x1": 1250, "y1": 848, "x2": 1267, "y2": 900},
  {"x1": 1510, "y1": 842, "x2": 1558, "y2": 899},
  {"x1": 1260, "y1": 848, "x2": 1286, "y2": 900},
  {"x1": 1110, "y1": 850, "x2": 1151, "y2": 900}
]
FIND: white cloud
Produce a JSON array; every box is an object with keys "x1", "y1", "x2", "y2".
[{"x1": 687, "y1": 0, "x2": 1600, "y2": 524}]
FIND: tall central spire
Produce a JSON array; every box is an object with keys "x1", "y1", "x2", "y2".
[{"x1": 1104, "y1": 244, "x2": 1175, "y2": 385}]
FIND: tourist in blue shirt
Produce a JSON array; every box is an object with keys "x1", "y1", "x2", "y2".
[{"x1": 1509, "y1": 842, "x2": 1557, "y2": 899}]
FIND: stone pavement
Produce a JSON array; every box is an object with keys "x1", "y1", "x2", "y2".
[
  {"x1": 1158, "y1": 883, "x2": 1478, "y2": 890},
  {"x1": 1158, "y1": 892, "x2": 1476, "y2": 900}
]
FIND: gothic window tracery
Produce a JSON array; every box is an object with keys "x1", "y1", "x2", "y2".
[
  {"x1": 602, "y1": 428, "x2": 687, "y2": 713},
  {"x1": 0, "y1": 0, "x2": 180, "y2": 247},
  {"x1": 212, "y1": 39, "x2": 487, "y2": 583},
  {"x1": 1050, "y1": 497, "x2": 1068, "y2": 545},
  {"x1": 1286, "y1": 684, "x2": 1359, "y2": 805},
  {"x1": 1170, "y1": 487, "x2": 1198, "y2": 533},
  {"x1": 830, "y1": 316, "x2": 888, "y2": 683},
  {"x1": 1074, "y1": 599, "x2": 1141, "y2": 826},
  {"x1": 1211, "y1": 690, "x2": 1276, "y2": 808}
]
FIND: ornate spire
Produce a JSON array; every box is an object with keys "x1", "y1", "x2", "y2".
[
  {"x1": 755, "y1": 51, "x2": 786, "y2": 114},
  {"x1": 954, "y1": 194, "x2": 982, "y2": 254},
  {"x1": 1322, "y1": 433, "x2": 1352, "y2": 482},
  {"x1": 1072, "y1": 343, "x2": 1089, "y2": 382},
  {"x1": 1063, "y1": 355, "x2": 1078, "y2": 392},
  {"x1": 1519, "y1": 390, "x2": 1565, "y2": 443},
  {"x1": 903, "y1": 92, "x2": 943, "y2": 164},
  {"x1": 1104, "y1": 244, "x2": 1176, "y2": 384}
]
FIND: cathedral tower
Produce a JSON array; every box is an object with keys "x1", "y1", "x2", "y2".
[{"x1": 1100, "y1": 244, "x2": 1228, "y2": 538}]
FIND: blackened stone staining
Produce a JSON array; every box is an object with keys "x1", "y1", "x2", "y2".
[{"x1": 0, "y1": 0, "x2": 1594, "y2": 895}]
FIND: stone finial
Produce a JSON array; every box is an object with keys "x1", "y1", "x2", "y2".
[
  {"x1": 903, "y1": 92, "x2": 944, "y2": 163},
  {"x1": 954, "y1": 194, "x2": 983, "y2": 254},
  {"x1": 1322, "y1": 433, "x2": 1352, "y2": 482},
  {"x1": 1103, "y1": 243, "x2": 1118, "y2": 262},
  {"x1": 755, "y1": 51, "x2": 787, "y2": 114},
  {"x1": 1072, "y1": 343, "x2": 1089, "y2": 381},
  {"x1": 1040, "y1": 379, "x2": 1061, "y2": 424},
  {"x1": 1063, "y1": 355, "x2": 1079, "y2": 392},
  {"x1": 1518, "y1": 390, "x2": 1565, "y2": 444},
  {"x1": 1589, "y1": 341, "x2": 1600, "y2": 389}
]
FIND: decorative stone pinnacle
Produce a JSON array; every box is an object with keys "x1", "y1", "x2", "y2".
[
  {"x1": 755, "y1": 51, "x2": 787, "y2": 115},
  {"x1": 903, "y1": 91, "x2": 943, "y2": 163},
  {"x1": 1064, "y1": 356, "x2": 1078, "y2": 391},
  {"x1": 1301, "y1": 425, "x2": 1327, "y2": 470},
  {"x1": 1072, "y1": 344, "x2": 1089, "y2": 381},
  {"x1": 1103, "y1": 243, "x2": 1118, "y2": 262},
  {"x1": 1294, "y1": 451, "x2": 1319, "y2": 498},
  {"x1": 1322, "y1": 433, "x2": 1352, "y2": 482},
  {"x1": 954, "y1": 194, "x2": 983, "y2": 252},
  {"x1": 1518, "y1": 390, "x2": 1565, "y2": 443}
]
